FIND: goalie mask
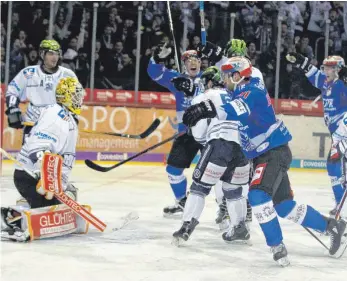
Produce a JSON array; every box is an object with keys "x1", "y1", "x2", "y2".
[{"x1": 56, "y1": 77, "x2": 84, "y2": 115}]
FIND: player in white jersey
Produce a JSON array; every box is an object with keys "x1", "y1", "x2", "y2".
[
  {"x1": 172, "y1": 67, "x2": 250, "y2": 245},
  {"x1": 5, "y1": 39, "x2": 78, "y2": 206},
  {"x1": 5, "y1": 39, "x2": 78, "y2": 130},
  {"x1": 1, "y1": 77, "x2": 84, "y2": 242},
  {"x1": 195, "y1": 38, "x2": 260, "y2": 225}
]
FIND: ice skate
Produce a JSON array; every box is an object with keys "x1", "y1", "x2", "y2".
[
  {"x1": 326, "y1": 218, "x2": 347, "y2": 258},
  {"x1": 1, "y1": 207, "x2": 29, "y2": 242},
  {"x1": 222, "y1": 221, "x2": 251, "y2": 245},
  {"x1": 172, "y1": 218, "x2": 199, "y2": 246},
  {"x1": 215, "y1": 198, "x2": 230, "y2": 230},
  {"x1": 270, "y1": 242, "x2": 290, "y2": 267},
  {"x1": 163, "y1": 196, "x2": 187, "y2": 218}
]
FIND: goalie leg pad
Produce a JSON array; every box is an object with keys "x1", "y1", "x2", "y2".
[{"x1": 21, "y1": 204, "x2": 91, "y2": 241}]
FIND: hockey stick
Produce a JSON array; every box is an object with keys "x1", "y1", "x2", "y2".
[
  {"x1": 22, "y1": 119, "x2": 161, "y2": 139},
  {"x1": 167, "y1": 1, "x2": 180, "y2": 72},
  {"x1": 199, "y1": 1, "x2": 206, "y2": 46},
  {"x1": 0, "y1": 149, "x2": 107, "y2": 232},
  {"x1": 335, "y1": 187, "x2": 347, "y2": 220},
  {"x1": 85, "y1": 131, "x2": 186, "y2": 172},
  {"x1": 309, "y1": 94, "x2": 321, "y2": 108},
  {"x1": 303, "y1": 227, "x2": 329, "y2": 251},
  {"x1": 81, "y1": 119, "x2": 160, "y2": 139}
]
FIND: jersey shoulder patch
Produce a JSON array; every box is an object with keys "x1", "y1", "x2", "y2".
[{"x1": 22, "y1": 67, "x2": 36, "y2": 79}]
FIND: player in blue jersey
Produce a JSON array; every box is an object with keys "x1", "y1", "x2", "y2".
[
  {"x1": 147, "y1": 44, "x2": 203, "y2": 217},
  {"x1": 286, "y1": 53, "x2": 347, "y2": 217},
  {"x1": 182, "y1": 56, "x2": 347, "y2": 266}
]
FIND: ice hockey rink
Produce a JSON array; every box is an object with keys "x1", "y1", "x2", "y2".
[{"x1": 1, "y1": 162, "x2": 346, "y2": 281}]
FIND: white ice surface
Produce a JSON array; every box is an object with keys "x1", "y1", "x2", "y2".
[{"x1": 1, "y1": 164, "x2": 346, "y2": 281}]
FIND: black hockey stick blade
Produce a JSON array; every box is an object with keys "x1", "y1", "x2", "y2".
[
  {"x1": 85, "y1": 131, "x2": 186, "y2": 172},
  {"x1": 82, "y1": 119, "x2": 160, "y2": 139}
]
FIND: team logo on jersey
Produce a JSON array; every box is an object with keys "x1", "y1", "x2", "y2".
[
  {"x1": 23, "y1": 67, "x2": 35, "y2": 79},
  {"x1": 45, "y1": 75, "x2": 53, "y2": 81},
  {"x1": 34, "y1": 132, "x2": 57, "y2": 143},
  {"x1": 193, "y1": 168, "x2": 201, "y2": 179},
  {"x1": 256, "y1": 142, "x2": 269, "y2": 153},
  {"x1": 45, "y1": 82, "x2": 53, "y2": 92}
]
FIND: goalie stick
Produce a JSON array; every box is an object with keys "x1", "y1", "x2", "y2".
[
  {"x1": 85, "y1": 131, "x2": 186, "y2": 172},
  {"x1": 22, "y1": 119, "x2": 161, "y2": 140}
]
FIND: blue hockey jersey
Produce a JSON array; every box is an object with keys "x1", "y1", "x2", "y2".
[
  {"x1": 147, "y1": 58, "x2": 201, "y2": 132},
  {"x1": 220, "y1": 78, "x2": 292, "y2": 159},
  {"x1": 306, "y1": 66, "x2": 347, "y2": 133}
]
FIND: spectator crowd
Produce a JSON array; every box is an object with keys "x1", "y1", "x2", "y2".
[{"x1": 1, "y1": 1, "x2": 347, "y2": 99}]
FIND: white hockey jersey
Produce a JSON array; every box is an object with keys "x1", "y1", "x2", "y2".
[
  {"x1": 191, "y1": 88, "x2": 240, "y2": 145},
  {"x1": 16, "y1": 104, "x2": 78, "y2": 190},
  {"x1": 6, "y1": 65, "x2": 78, "y2": 123},
  {"x1": 215, "y1": 56, "x2": 264, "y2": 83}
]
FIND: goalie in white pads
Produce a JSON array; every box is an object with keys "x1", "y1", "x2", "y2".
[
  {"x1": 172, "y1": 67, "x2": 250, "y2": 245},
  {"x1": 1, "y1": 77, "x2": 86, "y2": 242}
]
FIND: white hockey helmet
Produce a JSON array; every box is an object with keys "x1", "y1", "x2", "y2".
[
  {"x1": 221, "y1": 56, "x2": 252, "y2": 85},
  {"x1": 321, "y1": 55, "x2": 345, "y2": 71}
]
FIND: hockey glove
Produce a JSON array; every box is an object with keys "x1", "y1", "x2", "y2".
[
  {"x1": 197, "y1": 41, "x2": 223, "y2": 65},
  {"x1": 5, "y1": 107, "x2": 23, "y2": 129},
  {"x1": 338, "y1": 66, "x2": 347, "y2": 85},
  {"x1": 36, "y1": 180, "x2": 54, "y2": 200},
  {"x1": 171, "y1": 76, "x2": 196, "y2": 97},
  {"x1": 286, "y1": 52, "x2": 313, "y2": 73},
  {"x1": 153, "y1": 42, "x2": 172, "y2": 64},
  {"x1": 183, "y1": 100, "x2": 217, "y2": 127}
]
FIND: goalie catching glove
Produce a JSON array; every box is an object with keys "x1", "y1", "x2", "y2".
[{"x1": 182, "y1": 99, "x2": 217, "y2": 127}]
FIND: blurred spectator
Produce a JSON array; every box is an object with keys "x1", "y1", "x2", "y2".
[
  {"x1": 116, "y1": 53, "x2": 135, "y2": 89},
  {"x1": 24, "y1": 49, "x2": 39, "y2": 66},
  {"x1": 75, "y1": 47, "x2": 90, "y2": 87},
  {"x1": 324, "y1": 9, "x2": 344, "y2": 54},
  {"x1": 237, "y1": 2, "x2": 262, "y2": 46},
  {"x1": 247, "y1": 42, "x2": 260, "y2": 68},
  {"x1": 100, "y1": 25, "x2": 115, "y2": 50},
  {"x1": 200, "y1": 57, "x2": 209, "y2": 71},
  {"x1": 279, "y1": 1, "x2": 304, "y2": 38},
  {"x1": 307, "y1": 1, "x2": 331, "y2": 45},
  {"x1": 295, "y1": 35, "x2": 314, "y2": 60},
  {"x1": 54, "y1": 2, "x2": 74, "y2": 45}
]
